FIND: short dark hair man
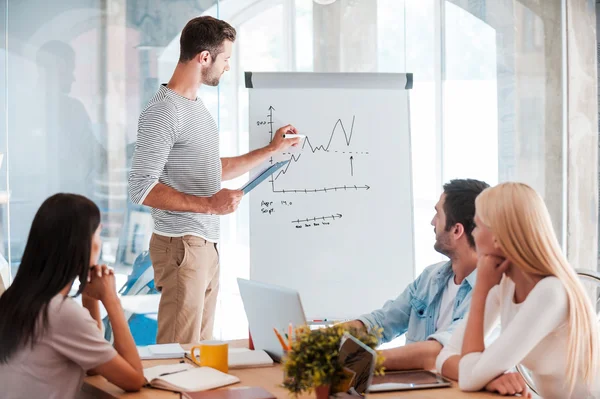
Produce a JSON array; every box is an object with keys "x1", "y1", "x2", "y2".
[{"x1": 344, "y1": 179, "x2": 489, "y2": 370}]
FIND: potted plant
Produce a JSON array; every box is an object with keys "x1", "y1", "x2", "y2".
[{"x1": 282, "y1": 324, "x2": 384, "y2": 398}]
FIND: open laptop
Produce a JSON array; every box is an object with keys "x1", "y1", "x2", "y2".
[
  {"x1": 338, "y1": 333, "x2": 452, "y2": 394},
  {"x1": 237, "y1": 278, "x2": 307, "y2": 362},
  {"x1": 338, "y1": 333, "x2": 376, "y2": 395}
]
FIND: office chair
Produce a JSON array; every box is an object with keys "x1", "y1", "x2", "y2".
[{"x1": 516, "y1": 269, "x2": 600, "y2": 396}]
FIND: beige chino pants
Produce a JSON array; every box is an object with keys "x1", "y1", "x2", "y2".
[{"x1": 149, "y1": 233, "x2": 220, "y2": 344}]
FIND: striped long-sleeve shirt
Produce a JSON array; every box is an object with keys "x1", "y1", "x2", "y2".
[{"x1": 128, "y1": 84, "x2": 221, "y2": 241}]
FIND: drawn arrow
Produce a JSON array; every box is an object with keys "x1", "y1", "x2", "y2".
[
  {"x1": 292, "y1": 214, "x2": 343, "y2": 224},
  {"x1": 268, "y1": 106, "x2": 275, "y2": 165},
  {"x1": 274, "y1": 185, "x2": 370, "y2": 194},
  {"x1": 350, "y1": 156, "x2": 354, "y2": 176}
]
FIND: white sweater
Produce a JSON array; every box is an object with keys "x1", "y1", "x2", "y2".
[{"x1": 436, "y1": 276, "x2": 599, "y2": 399}]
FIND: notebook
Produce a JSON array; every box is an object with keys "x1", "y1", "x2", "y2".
[
  {"x1": 182, "y1": 386, "x2": 276, "y2": 399},
  {"x1": 143, "y1": 363, "x2": 240, "y2": 392},
  {"x1": 185, "y1": 347, "x2": 274, "y2": 369},
  {"x1": 137, "y1": 343, "x2": 185, "y2": 360}
]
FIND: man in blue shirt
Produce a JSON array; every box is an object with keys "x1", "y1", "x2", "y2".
[{"x1": 345, "y1": 179, "x2": 489, "y2": 371}]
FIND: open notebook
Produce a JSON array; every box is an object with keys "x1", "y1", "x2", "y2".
[
  {"x1": 185, "y1": 347, "x2": 274, "y2": 369},
  {"x1": 144, "y1": 363, "x2": 240, "y2": 392}
]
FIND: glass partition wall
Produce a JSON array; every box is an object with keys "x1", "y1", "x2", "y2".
[{"x1": 1, "y1": 0, "x2": 566, "y2": 341}]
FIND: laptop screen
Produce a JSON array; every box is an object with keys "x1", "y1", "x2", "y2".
[{"x1": 337, "y1": 333, "x2": 376, "y2": 395}]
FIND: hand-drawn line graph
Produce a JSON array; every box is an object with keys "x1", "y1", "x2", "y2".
[
  {"x1": 265, "y1": 106, "x2": 371, "y2": 194},
  {"x1": 272, "y1": 116, "x2": 358, "y2": 181},
  {"x1": 292, "y1": 214, "x2": 343, "y2": 224}
]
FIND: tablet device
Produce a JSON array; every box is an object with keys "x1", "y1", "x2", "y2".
[
  {"x1": 367, "y1": 370, "x2": 452, "y2": 392},
  {"x1": 337, "y1": 333, "x2": 376, "y2": 395},
  {"x1": 240, "y1": 160, "x2": 290, "y2": 195}
]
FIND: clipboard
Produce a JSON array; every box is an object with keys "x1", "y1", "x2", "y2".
[{"x1": 240, "y1": 160, "x2": 290, "y2": 195}]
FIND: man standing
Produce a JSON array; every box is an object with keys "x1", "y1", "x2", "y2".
[
  {"x1": 343, "y1": 179, "x2": 489, "y2": 370},
  {"x1": 128, "y1": 16, "x2": 300, "y2": 344}
]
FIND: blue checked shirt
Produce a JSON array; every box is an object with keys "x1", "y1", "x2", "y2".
[{"x1": 358, "y1": 261, "x2": 477, "y2": 347}]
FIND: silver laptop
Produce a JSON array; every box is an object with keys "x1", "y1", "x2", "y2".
[
  {"x1": 237, "y1": 278, "x2": 307, "y2": 361},
  {"x1": 338, "y1": 333, "x2": 451, "y2": 393}
]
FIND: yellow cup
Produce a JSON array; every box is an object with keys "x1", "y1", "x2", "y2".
[{"x1": 190, "y1": 340, "x2": 229, "y2": 373}]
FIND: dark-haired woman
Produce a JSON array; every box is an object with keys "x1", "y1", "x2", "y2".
[{"x1": 0, "y1": 194, "x2": 145, "y2": 398}]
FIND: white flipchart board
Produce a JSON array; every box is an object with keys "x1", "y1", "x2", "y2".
[{"x1": 246, "y1": 72, "x2": 415, "y2": 320}]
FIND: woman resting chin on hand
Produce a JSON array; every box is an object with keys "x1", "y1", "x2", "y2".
[
  {"x1": 436, "y1": 182, "x2": 599, "y2": 399},
  {"x1": 0, "y1": 194, "x2": 145, "y2": 399}
]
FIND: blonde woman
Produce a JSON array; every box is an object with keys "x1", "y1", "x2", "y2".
[{"x1": 435, "y1": 182, "x2": 599, "y2": 399}]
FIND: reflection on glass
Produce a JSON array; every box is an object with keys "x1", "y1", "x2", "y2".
[
  {"x1": 4, "y1": 1, "x2": 220, "y2": 338},
  {"x1": 36, "y1": 40, "x2": 104, "y2": 197}
]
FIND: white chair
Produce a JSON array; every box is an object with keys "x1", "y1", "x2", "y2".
[{"x1": 516, "y1": 269, "x2": 600, "y2": 396}]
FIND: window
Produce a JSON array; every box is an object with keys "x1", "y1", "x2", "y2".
[{"x1": 444, "y1": 2, "x2": 498, "y2": 185}]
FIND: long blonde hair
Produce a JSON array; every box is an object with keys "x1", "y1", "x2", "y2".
[{"x1": 476, "y1": 182, "x2": 599, "y2": 392}]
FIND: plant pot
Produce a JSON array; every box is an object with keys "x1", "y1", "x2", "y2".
[{"x1": 315, "y1": 385, "x2": 330, "y2": 399}]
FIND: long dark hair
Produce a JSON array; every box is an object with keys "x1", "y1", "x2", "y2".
[{"x1": 0, "y1": 193, "x2": 101, "y2": 363}]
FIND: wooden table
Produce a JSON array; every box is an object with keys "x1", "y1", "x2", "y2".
[{"x1": 81, "y1": 341, "x2": 501, "y2": 399}]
